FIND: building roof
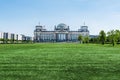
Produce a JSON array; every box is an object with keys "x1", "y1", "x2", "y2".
[{"x1": 56, "y1": 23, "x2": 68, "y2": 30}]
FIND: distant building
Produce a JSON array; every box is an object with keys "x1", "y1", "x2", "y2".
[
  {"x1": 18, "y1": 34, "x2": 23, "y2": 41},
  {"x1": 0, "y1": 32, "x2": 32, "y2": 43},
  {"x1": 18, "y1": 34, "x2": 32, "y2": 41},
  {"x1": 34, "y1": 23, "x2": 89, "y2": 42},
  {"x1": 0, "y1": 32, "x2": 4, "y2": 39},
  {"x1": 3, "y1": 32, "x2": 8, "y2": 40},
  {"x1": 89, "y1": 35, "x2": 99, "y2": 38},
  {"x1": 11, "y1": 33, "x2": 15, "y2": 40},
  {"x1": 14, "y1": 34, "x2": 18, "y2": 40}
]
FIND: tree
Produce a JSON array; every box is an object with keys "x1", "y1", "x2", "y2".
[
  {"x1": 115, "y1": 30, "x2": 120, "y2": 43},
  {"x1": 0, "y1": 38, "x2": 2, "y2": 43},
  {"x1": 84, "y1": 36, "x2": 89, "y2": 43},
  {"x1": 1, "y1": 38, "x2": 5, "y2": 44},
  {"x1": 10, "y1": 39, "x2": 14, "y2": 44},
  {"x1": 107, "y1": 30, "x2": 117, "y2": 46},
  {"x1": 99, "y1": 30, "x2": 106, "y2": 45},
  {"x1": 78, "y1": 35, "x2": 83, "y2": 44},
  {"x1": 7, "y1": 39, "x2": 10, "y2": 44},
  {"x1": 2, "y1": 38, "x2": 6, "y2": 44}
]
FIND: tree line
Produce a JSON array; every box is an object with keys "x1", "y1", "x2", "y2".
[
  {"x1": 78, "y1": 29, "x2": 120, "y2": 46},
  {"x1": 0, "y1": 39, "x2": 32, "y2": 44}
]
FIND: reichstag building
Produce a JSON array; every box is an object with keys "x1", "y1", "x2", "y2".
[{"x1": 34, "y1": 23, "x2": 89, "y2": 42}]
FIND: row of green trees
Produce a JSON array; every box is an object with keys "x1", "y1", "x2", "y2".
[
  {"x1": 78, "y1": 35, "x2": 89, "y2": 44},
  {"x1": 78, "y1": 29, "x2": 120, "y2": 46},
  {"x1": 99, "y1": 30, "x2": 120, "y2": 46},
  {"x1": 0, "y1": 39, "x2": 32, "y2": 44}
]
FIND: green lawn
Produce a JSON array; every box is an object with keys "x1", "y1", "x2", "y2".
[{"x1": 0, "y1": 43, "x2": 120, "y2": 80}]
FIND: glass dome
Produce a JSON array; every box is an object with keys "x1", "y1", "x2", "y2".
[{"x1": 57, "y1": 23, "x2": 67, "y2": 30}]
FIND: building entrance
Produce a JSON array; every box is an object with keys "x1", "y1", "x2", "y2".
[{"x1": 56, "y1": 33, "x2": 67, "y2": 42}]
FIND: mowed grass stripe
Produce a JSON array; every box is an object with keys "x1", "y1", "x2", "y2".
[{"x1": 0, "y1": 43, "x2": 120, "y2": 80}]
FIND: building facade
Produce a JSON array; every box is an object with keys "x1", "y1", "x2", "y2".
[
  {"x1": 0, "y1": 32, "x2": 4, "y2": 39},
  {"x1": 0, "y1": 32, "x2": 32, "y2": 43},
  {"x1": 34, "y1": 23, "x2": 89, "y2": 42}
]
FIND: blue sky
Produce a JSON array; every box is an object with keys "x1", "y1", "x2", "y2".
[{"x1": 0, "y1": 0, "x2": 120, "y2": 36}]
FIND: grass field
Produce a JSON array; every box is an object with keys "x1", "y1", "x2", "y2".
[{"x1": 0, "y1": 43, "x2": 120, "y2": 80}]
